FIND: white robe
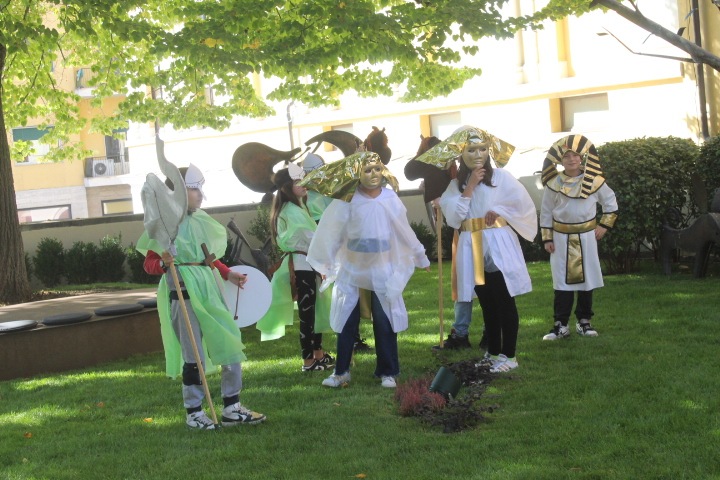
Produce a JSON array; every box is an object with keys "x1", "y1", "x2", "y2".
[
  {"x1": 307, "y1": 187, "x2": 430, "y2": 333},
  {"x1": 540, "y1": 175, "x2": 618, "y2": 290},
  {"x1": 439, "y1": 168, "x2": 537, "y2": 301}
]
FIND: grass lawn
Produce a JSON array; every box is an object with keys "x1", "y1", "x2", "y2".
[{"x1": 1, "y1": 261, "x2": 718, "y2": 479}]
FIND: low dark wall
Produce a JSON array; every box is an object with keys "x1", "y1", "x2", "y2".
[{"x1": 0, "y1": 310, "x2": 163, "y2": 381}]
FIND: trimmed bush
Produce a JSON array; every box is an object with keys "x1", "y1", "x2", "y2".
[
  {"x1": 697, "y1": 135, "x2": 720, "y2": 210},
  {"x1": 599, "y1": 136, "x2": 699, "y2": 273},
  {"x1": 126, "y1": 243, "x2": 158, "y2": 284},
  {"x1": 410, "y1": 221, "x2": 436, "y2": 260},
  {"x1": 247, "y1": 204, "x2": 282, "y2": 265},
  {"x1": 97, "y1": 235, "x2": 127, "y2": 282},
  {"x1": 64, "y1": 241, "x2": 100, "y2": 284},
  {"x1": 33, "y1": 237, "x2": 65, "y2": 287}
]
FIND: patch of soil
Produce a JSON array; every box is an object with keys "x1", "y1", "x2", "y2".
[{"x1": 395, "y1": 354, "x2": 502, "y2": 433}]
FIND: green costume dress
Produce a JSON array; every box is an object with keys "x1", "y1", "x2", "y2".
[
  {"x1": 137, "y1": 209, "x2": 246, "y2": 379},
  {"x1": 256, "y1": 202, "x2": 332, "y2": 340}
]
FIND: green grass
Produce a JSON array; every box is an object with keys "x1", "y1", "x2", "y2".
[{"x1": 1, "y1": 262, "x2": 719, "y2": 479}]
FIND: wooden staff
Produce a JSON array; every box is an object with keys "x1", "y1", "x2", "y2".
[
  {"x1": 168, "y1": 260, "x2": 219, "y2": 428},
  {"x1": 436, "y1": 205, "x2": 444, "y2": 349}
]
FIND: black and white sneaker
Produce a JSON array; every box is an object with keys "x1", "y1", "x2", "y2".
[
  {"x1": 576, "y1": 321, "x2": 598, "y2": 337},
  {"x1": 186, "y1": 411, "x2": 216, "y2": 430},
  {"x1": 543, "y1": 322, "x2": 570, "y2": 341},
  {"x1": 353, "y1": 338, "x2": 373, "y2": 352},
  {"x1": 221, "y1": 403, "x2": 266, "y2": 426}
]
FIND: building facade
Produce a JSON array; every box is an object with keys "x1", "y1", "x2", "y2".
[{"x1": 9, "y1": 3, "x2": 720, "y2": 219}]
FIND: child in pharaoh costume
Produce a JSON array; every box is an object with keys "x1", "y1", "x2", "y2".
[
  {"x1": 539, "y1": 135, "x2": 618, "y2": 340},
  {"x1": 257, "y1": 162, "x2": 334, "y2": 371},
  {"x1": 415, "y1": 126, "x2": 537, "y2": 373},
  {"x1": 302, "y1": 152, "x2": 431, "y2": 388}
]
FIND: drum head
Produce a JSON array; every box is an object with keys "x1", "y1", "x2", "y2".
[{"x1": 222, "y1": 265, "x2": 272, "y2": 328}]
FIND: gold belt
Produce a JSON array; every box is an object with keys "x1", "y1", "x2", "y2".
[
  {"x1": 454, "y1": 217, "x2": 507, "y2": 288},
  {"x1": 552, "y1": 219, "x2": 596, "y2": 234}
]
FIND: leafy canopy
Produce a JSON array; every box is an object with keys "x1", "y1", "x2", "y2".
[{"x1": 1, "y1": 0, "x2": 594, "y2": 158}]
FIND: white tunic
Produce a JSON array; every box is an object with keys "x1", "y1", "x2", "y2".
[
  {"x1": 307, "y1": 187, "x2": 430, "y2": 333},
  {"x1": 540, "y1": 175, "x2": 618, "y2": 291},
  {"x1": 439, "y1": 168, "x2": 538, "y2": 301}
]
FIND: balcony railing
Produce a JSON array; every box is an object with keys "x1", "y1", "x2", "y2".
[{"x1": 84, "y1": 156, "x2": 130, "y2": 178}]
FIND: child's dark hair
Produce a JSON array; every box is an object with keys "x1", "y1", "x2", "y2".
[
  {"x1": 456, "y1": 157, "x2": 495, "y2": 189},
  {"x1": 269, "y1": 169, "x2": 304, "y2": 243}
]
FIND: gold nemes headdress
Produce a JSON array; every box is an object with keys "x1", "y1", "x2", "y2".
[
  {"x1": 413, "y1": 127, "x2": 515, "y2": 169},
  {"x1": 298, "y1": 151, "x2": 399, "y2": 202},
  {"x1": 541, "y1": 134, "x2": 603, "y2": 198}
]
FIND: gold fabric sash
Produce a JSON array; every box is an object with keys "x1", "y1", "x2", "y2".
[
  {"x1": 552, "y1": 220, "x2": 595, "y2": 284},
  {"x1": 452, "y1": 217, "x2": 508, "y2": 296}
]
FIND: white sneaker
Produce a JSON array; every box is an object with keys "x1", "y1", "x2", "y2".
[
  {"x1": 380, "y1": 376, "x2": 397, "y2": 388},
  {"x1": 543, "y1": 322, "x2": 570, "y2": 341},
  {"x1": 186, "y1": 411, "x2": 216, "y2": 430},
  {"x1": 322, "y1": 372, "x2": 351, "y2": 387},
  {"x1": 488, "y1": 354, "x2": 507, "y2": 371},
  {"x1": 490, "y1": 356, "x2": 519, "y2": 373},
  {"x1": 221, "y1": 402, "x2": 266, "y2": 426}
]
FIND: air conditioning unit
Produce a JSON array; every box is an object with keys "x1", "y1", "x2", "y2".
[{"x1": 92, "y1": 159, "x2": 115, "y2": 177}]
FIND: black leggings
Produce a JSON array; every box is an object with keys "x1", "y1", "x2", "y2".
[
  {"x1": 296, "y1": 270, "x2": 323, "y2": 359},
  {"x1": 474, "y1": 271, "x2": 519, "y2": 359}
]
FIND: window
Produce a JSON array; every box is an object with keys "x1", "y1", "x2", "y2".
[
  {"x1": 102, "y1": 199, "x2": 133, "y2": 216},
  {"x1": 560, "y1": 93, "x2": 609, "y2": 132},
  {"x1": 17, "y1": 205, "x2": 71, "y2": 224},
  {"x1": 12, "y1": 126, "x2": 54, "y2": 163},
  {"x1": 429, "y1": 112, "x2": 461, "y2": 139}
]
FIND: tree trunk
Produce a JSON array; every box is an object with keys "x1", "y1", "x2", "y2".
[
  {"x1": 594, "y1": 0, "x2": 720, "y2": 72},
  {"x1": 0, "y1": 43, "x2": 33, "y2": 305}
]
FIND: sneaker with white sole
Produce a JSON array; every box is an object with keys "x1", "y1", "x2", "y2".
[
  {"x1": 490, "y1": 356, "x2": 518, "y2": 373},
  {"x1": 576, "y1": 321, "x2": 598, "y2": 337},
  {"x1": 543, "y1": 322, "x2": 570, "y2": 341},
  {"x1": 380, "y1": 376, "x2": 397, "y2": 388},
  {"x1": 221, "y1": 403, "x2": 266, "y2": 426},
  {"x1": 488, "y1": 354, "x2": 507, "y2": 371},
  {"x1": 186, "y1": 410, "x2": 217, "y2": 430},
  {"x1": 322, "y1": 372, "x2": 351, "y2": 388}
]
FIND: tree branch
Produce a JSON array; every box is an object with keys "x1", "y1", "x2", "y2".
[{"x1": 593, "y1": 0, "x2": 720, "y2": 72}]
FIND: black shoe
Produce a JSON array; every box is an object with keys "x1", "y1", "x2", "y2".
[
  {"x1": 353, "y1": 338, "x2": 373, "y2": 352},
  {"x1": 432, "y1": 330, "x2": 471, "y2": 350}
]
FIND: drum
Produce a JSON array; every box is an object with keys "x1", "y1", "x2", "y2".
[{"x1": 222, "y1": 265, "x2": 272, "y2": 328}]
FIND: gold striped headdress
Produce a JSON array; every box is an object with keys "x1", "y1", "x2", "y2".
[
  {"x1": 414, "y1": 126, "x2": 515, "y2": 170},
  {"x1": 541, "y1": 134, "x2": 602, "y2": 199}
]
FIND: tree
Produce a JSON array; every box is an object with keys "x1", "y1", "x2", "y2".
[{"x1": 1, "y1": 0, "x2": 718, "y2": 304}]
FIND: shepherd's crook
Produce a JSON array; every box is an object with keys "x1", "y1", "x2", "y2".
[
  {"x1": 436, "y1": 205, "x2": 444, "y2": 348},
  {"x1": 168, "y1": 260, "x2": 220, "y2": 427}
]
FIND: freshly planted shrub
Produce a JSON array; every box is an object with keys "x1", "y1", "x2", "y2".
[
  {"x1": 97, "y1": 235, "x2": 127, "y2": 282},
  {"x1": 33, "y1": 237, "x2": 65, "y2": 287},
  {"x1": 599, "y1": 136, "x2": 699, "y2": 273}
]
